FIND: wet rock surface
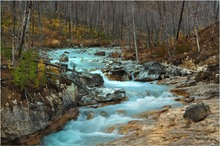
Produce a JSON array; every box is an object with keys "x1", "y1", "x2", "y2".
[
  {"x1": 134, "y1": 61, "x2": 164, "y2": 81},
  {"x1": 103, "y1": 67, "x2": 131, "y2": 81},
  {"x1": 94, "y1": 88, "x2": 126, "y2": 102},
  {"x1": 104, "y1": 61, "x2": 193, "y2": 82},
  {"x1": 77, "y1": 72, "x2": 104, "y2": 87},
  {"x1": 59, "y1": 54, "x2": 69, "y2": 62},
  {"x1": 78, "y1": 87, "x2": 126, "y2": 106},
  {"x1": 94, "y1": 51, "x2": 105, "y2": 56}
]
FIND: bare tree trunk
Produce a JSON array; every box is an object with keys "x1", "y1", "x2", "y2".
[
  {"x1": 120, "y1": 1, "x2": 124, "y2": 40},
  {"x1": 68, "y1": 2, "x2": 72, "y2": 42},
  {"x1": 11, "y1": 1, "x2": 16, "y2": 65},
  {"x1": 31, "y1": 6, "x2": 34, "y2": 47},
  {"x1": 25, "y1": 1, "x2": 32, "y2": 50},
  {"x1": 132, "y1": 1, "x2": 139, "y2": 63},
  {"x1": 176, "y1": 0, "x2": 185, "y2": 41},
  {"x1": 194, "y1": 25, "x2": 200, "y2": 52},
  {"x1": 216, "y1": 1, "x2": 219, "y2": 23},
  {"x1": 18, "y1": 1, "x2": 32, "y2": 58},
  {"x1": 193, "y1": 12, "x2": 200, "y2": 52}
]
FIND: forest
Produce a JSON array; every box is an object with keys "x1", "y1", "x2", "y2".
[{"x1": 1, "y1": 1, "x2": 219, "y2": 146}]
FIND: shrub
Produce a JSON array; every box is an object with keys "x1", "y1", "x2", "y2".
[
  {"x1": 12, "y1": 51, "x2": 47, "y2": 90},
  {"x1": 175, "y1": 41, "x2": 192, "y2": 54}
]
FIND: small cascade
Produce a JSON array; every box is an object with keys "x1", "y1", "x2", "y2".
[{"x1": 131, "y1": 72, "x2": 135, "y2": 81}]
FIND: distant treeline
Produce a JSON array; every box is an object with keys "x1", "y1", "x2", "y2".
[{"x1": 1, "y1": 1, "x2": 219, "y2": 48}]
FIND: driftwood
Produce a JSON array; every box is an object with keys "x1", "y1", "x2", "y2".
[{"x1": 33, "y1": 59, "x2": 74, "y2": 72}]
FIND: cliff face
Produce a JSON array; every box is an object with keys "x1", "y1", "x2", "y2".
[{"x1": 1, "y1": 83, "x2": 79, "y2": 145}]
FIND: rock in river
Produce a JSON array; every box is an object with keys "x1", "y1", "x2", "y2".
[
  {"x1": 103, "y1": 67, "x2": 131, "y2": 81},
  {"x1": 94, "y1": 51, "x2": 105, "y2": 56},
  {"x1": 94, "y1": 88, "x2": 126, "y2": 102},
  {"x1": 77, "y1": 72, "x2": 104, "y2": 87},
  {"x1": 79, "y1": 87, "x2": 126, "y2": 106},
  {"x1": 59, "y1": 54, "x2": 69, "y2": 62}
]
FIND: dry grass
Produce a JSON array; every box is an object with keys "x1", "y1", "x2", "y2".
[{"x1": 121, "y1": 22, "x2": 219, "y2": 66}]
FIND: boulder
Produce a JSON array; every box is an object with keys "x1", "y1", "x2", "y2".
[
  {"x1": 86, "y1": 111, "x2": 95, "y2": 120},
  {"x1": 133, "y1": 61, "x2": 192, "y2": 81},
  {"x1": 59, "y1": 54, "x2": 69, "y2": 62},
  {"x1": 183, "y1": 103, "x2": 211, "y2": 122},
  {"x1": 103, "y1": 67, "x2": 131, "y2": 81},
  {"x1": 79, "y1": 96, "x2": 98, "y2": 106},
  {"x1": 62, "y1": 83, "x2": 78, "y2": 111},
  {"x1": 64, "y1": 51, "x2": 70, "y2": 54},
  {"x1": 134, "y1": 61, "x2": 165, "y2": 81},
  {"x1": 164, "y1": 64, "x2": 192, "y2": 78},
  {"x1": 79, "y1": 87, "x2": 126, "y2": 106},
  {"x1": 94, "y1": 51, "x2": 105, "y2": 56},
  {"x1": 77, "y1": 73, "x2": 104, "y2": 87},
  {"x1": 94, "y1": 88, "x2": 126, "y2": 102}
]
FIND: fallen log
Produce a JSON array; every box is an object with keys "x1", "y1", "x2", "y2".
[{"x1": 33, "y1": 60, "x2": 74, "y2": 72}]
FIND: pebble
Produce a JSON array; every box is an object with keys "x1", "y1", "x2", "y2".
[{"x1": 12, "y1": 100, "x2": 17, "y2": 104}]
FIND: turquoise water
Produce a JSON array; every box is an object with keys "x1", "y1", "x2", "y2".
[{"x1": 41, "y1": 48, "x2": 181, "y2": 146}]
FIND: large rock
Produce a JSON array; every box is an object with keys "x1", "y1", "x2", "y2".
[
  {"x1": 59, "y1": 54, "x2": 69, "y2": 62},
  {"x1": 79, "y1": 96, "x2": 98, "y2": 106},
  {"x1": 103, "y1": 67, "x2": 131, "y2": 81},
  {"x1": 79, "y1": 87, "x2": 126, "y2": 106},
  {"x1": 183, "y1": 103, "x2": 211, "y2": 122},
  {"x1": 1, "y1": 84, "x2": 78, "y2": 144},
  {"x1": 133, "y1": 61, "x2": 192, "y2": 81},
  {"x1": 77, "y1": 73, "x2": 104, "y2": 87},
  {"x1": 94, "y1": 51, "x2": 105, "y2": 56},
  {"x1": 94, "y1": 88, "x2": 126, "y2": 102},
  {"x1": 164, "y1": 64, "x2": 192, "y2": 78},
  {"x1": 134, "y1": 61, "x2": 165, "y2": 81}
]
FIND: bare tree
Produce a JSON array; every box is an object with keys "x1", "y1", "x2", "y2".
[
  {"x1": 18, "y1": 1, "x2": 32, "y2": 58},
  {"x1": 176, "y1": 0, "x2": 185, "y2": 41},
  {"x1": 11, "y1": 1, "x2": 16, "y2": 65},
  {"x1": 131, "y1": 1, "x2": 139, "y2": 63}
]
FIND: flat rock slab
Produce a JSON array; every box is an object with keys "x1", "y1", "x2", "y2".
[
  {"x1": 79, "y1": 88, "x2": 126, "y2": 106},
  {"x1": 94, "y1": 88, "x2": 126, "y2": 102}
]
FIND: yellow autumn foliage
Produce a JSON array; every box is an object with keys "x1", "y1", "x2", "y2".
[{"x1": 35, "y1": 59, "x2": 47, "y2": 88}]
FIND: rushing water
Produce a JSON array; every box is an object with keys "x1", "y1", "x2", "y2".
[{"x1": 41, "y1": 47, "x2": 181, "y2": 146}]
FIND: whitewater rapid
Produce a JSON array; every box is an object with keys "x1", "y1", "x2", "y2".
[{"x1": 41, "y1": 48, "x2": 181, "y2": 146}]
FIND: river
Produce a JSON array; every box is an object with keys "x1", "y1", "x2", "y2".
[{"x1": 41, "y1": 47, "x2": 181, "y2": 146}]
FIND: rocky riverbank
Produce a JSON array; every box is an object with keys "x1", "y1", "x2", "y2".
[
  {"x1": 1, "y1": 81, "x2": 79, "y2": 145},
  {"x1": 99, "y1": 55, "x2": 218, "y2": 145},
  {"x1": 99, "y1": 79, "x2": 219, "y2": 145},
  {"x1": 1, "y1": 63, "x2": 127, "y2": 145}
]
